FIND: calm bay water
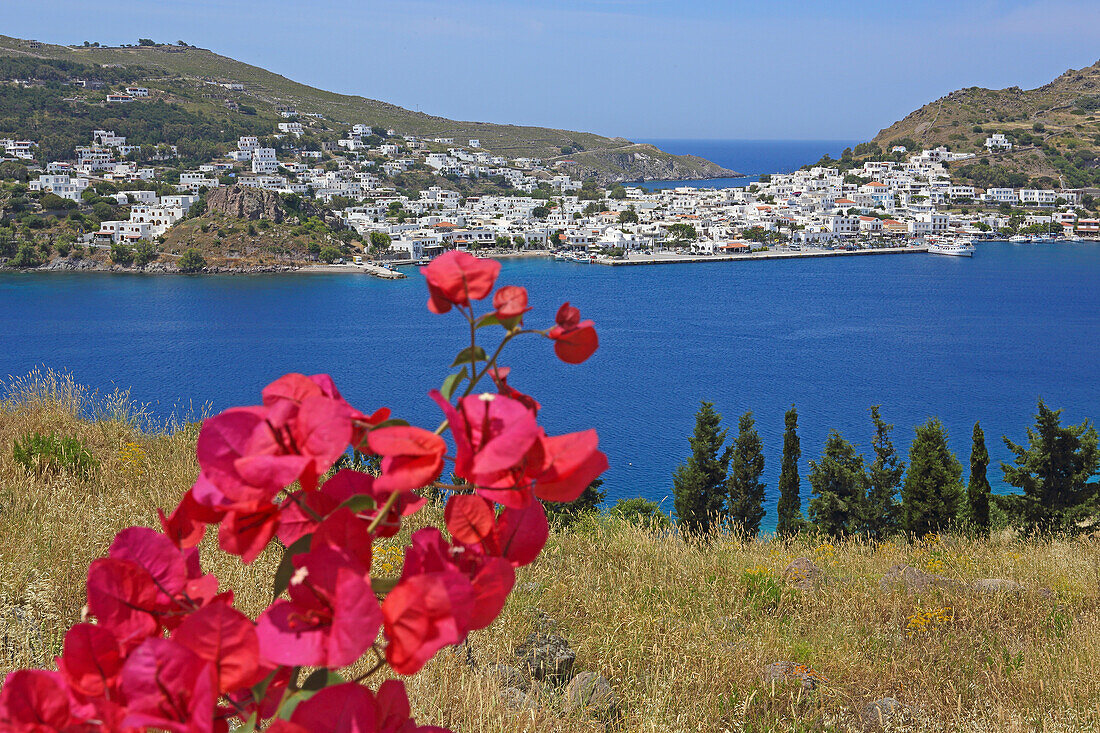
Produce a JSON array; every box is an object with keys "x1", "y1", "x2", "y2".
[
  {"x1": 639, "y1": 138, "x2": 862, "y2": 176},
  {"x1": 2, "y1": 242, "x2": 1098, "y2": 531}
]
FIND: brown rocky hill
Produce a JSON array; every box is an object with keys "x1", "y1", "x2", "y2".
[
  {"x1": 870, "y1": 59, "x2": 1100, "y2": 188},
  {"x1": 205, "y1": 185, "x2": 286, "y2": 223}
]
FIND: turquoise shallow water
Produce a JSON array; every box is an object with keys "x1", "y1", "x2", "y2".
[{"x1": 2, "y1": 242, "x2": 1098, "y2": 530}]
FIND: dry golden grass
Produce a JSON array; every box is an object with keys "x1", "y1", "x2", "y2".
[{"x1": 3, "y1": 371, "x2": 1100, "y2": 731}]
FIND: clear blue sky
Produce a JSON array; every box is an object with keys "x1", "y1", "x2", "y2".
[{"x1": 6, "y1": 0, "x2": 1099, "y2": 140}]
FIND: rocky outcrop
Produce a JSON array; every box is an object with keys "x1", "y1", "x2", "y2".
[
  {"x1": 514, "y1": 632, "x2": 575, "y2": 684},
  {"x1": 556, "y1": 144, "x2": 739, "y2": 186},
  {"x1": 205, "y1": 185, "x2": 285, "y2": 222}
]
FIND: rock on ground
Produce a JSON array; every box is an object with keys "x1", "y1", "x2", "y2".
[
  {"x1": 879, "y1": 564, "x2": 962, "y2": 594},
  {"x1": 763, "y1": 661, "x2": 825, "y2": 691},
  {"x1": 862, "y1": 697, "x2": 906, "y2": 728},
  {"x1": 485, "y1": 664, "x2": 529, "y2": 691},
  {"x1": 514, "y1": 632, "x2": 575, "y2": 684},
  {"x1": 563, "y1": 671, "x2": 616, "y2": 719},
  {"x1": 783, "y1": 557, "x2": 822, "y2": 589},
  {"x1": 971, "y1": 578, "x2": 1024, "y2": 594}
]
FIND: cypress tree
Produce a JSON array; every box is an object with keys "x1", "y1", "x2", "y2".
[
  {"x1": 901, "y1": 418, "x2": 964, "y2": 536},
  {"x1": 672, "y1": 401, "x2": 731, "y2": 534},
  {"x1": 775, "y1": 405, "x2": 804, "y2": 537},
  {"x1": 726, "y1": 411, "x2": 766, "y2": 537},
  {"x1": 808, "y1": 431, "x2": 867, "y2": 538},
  {"x1": 1002, "y1": 399, "x2": 1100, "y2": 533},
  {"x1": 966, "y1": 422, "x2": 992, "y2": 534},
  {"x1": 865, "y1": 405, "x2": 904, "y2": 539}
]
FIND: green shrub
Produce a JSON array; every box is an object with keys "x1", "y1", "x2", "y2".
[
  {"x1": 12, "y1": 432, "x2": 97, "y2": 478},
  {"x1": 109, "y1": 243, "x2": 134, "y2": 266},
  {"x1": 609, "y1": 497, "x2": 672, "y2": 529},
  {"x1": 741, "y1": 567, "x2": 783, "y2": 613},
  {"x1": 178, "y1": 248, "x2": 207, "y2": 273}
]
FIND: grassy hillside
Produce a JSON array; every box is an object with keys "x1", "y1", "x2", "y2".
[
  {"x1": 871, "y1": 59, "x2": 1100, "y2": 188},
  {"x1": 0, "y1": 36, "x2": 734, "y2": 182},
  {"x1": 3, "y1": 371, "x2": 1099, "y2": 731}
]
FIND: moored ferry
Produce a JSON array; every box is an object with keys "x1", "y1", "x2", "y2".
[{"x1": 927, "y1": 237, "x2": 974, "y2": 257}]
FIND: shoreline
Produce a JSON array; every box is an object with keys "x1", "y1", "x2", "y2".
[{"x1": 596, "y1": 245, "x2": 927, "y2": 266}]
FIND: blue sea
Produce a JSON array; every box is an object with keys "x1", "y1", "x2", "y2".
[
  {"x1": 3, "y1": 242, "x2": 1098, "y2": 531},
  {"x1": 637, "y1": 138, "x2": 862, "y2": 188}
]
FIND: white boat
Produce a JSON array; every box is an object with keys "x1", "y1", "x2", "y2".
[
  {"x1": 1008, "y1": 235, "x2": 1028, "y2": 243},
  {"x1": 927, "y1": 238, "x2": 974, "y2": 257}
]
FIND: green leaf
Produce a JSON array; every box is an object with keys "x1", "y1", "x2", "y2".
[
  {"x1": 475, "y1": 313, "x2": 502, "y2": 330},
  {"x1": 301, "y1": 668, "x2": 346, "y2": 691},
  {"x1": 273, "y1": 535, "x2": 312, "y2": 601},
  {"x1": 236, "y1": 713, "x2": 258, "y2": 733},
  {"x1": 371, "y1": 577, "x2": 398, "y2": 596},
  {"x1": 441, "y1": 366, "x2": 468, "y2": 400},
  {"x1": 371, "y1": 418, "x2": 410, "y2": 430},
  {"x1": 274, "y1": 689, "x2": 316, "y2": 721},
  {"x1": 338, "y1": 493, "x2": 377, "y2": 514},
  {"x1": 451, "y1": 345, "x2": 487, "y2": 367}
]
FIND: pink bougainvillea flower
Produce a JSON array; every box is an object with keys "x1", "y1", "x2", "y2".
[
  {"x1": 58, "y1": 624, "x2": 123, "y2": 700},
  {"x1": 276, "y1": 681, "x2": 450, "y2": 733},
  {"x1": 547, "y1": 301, "x2": 598, "y2": 364},
  {"x1": 368, "y1": 426, "x2": 447, "y2": 495},
  {"x1": 0, "y1": 670, "x2": 88, "y2": 732},
  {"x1": 108, "y1": 527, "x2": 189, "y2": 606},
  {"x1": 256, "y1": 544, "x2": 381, "y2": 668},
  {"x1": 382, "y1": 528, "x2": 482, "y2": 675},
  {"x1": 430, "y1": 390, "x2": 541, "y2": 507},
  {"x1": 158, "y1": 485, "x2": 226, "y2": 550},
  {"x1": 382, "y1": 570, "x2": 473, "y2": 675},
  {"x1": 119, "y1": 637, "x2": 217, "y2": 733},
  {"x1": 279, "y1": 469, "x2": 425, "y2": 546},
  {"x1": 173, "y1": 598, "x2": 264, "y2": 694},
  {"x1": 196, "y1": 376, "x2": 364, "y2": 506},
  {"x1": 493, "y1": 501, "x2": 550, "y2": 568},
  {"x1": 526, "y1": 429, "x2": 609, "y2": 504},
  {"x1": 492, "y1": 285, "x2": 532, "y2": 321},
  {"x1": 422, "y1": 250, "x2": 501, "y2": 314},
  {"x1": 85, "y1": 557, "x2": 161, "y2": 651},
  {"x1": 262, "y1": 372, "x2": 391, "y2": 448},
  {"x1": 218, "y1": 501, "x2": 282, "y2": 564},
  {"x1": 488, "y1": 366, "x2": 540, "y2": 413}
]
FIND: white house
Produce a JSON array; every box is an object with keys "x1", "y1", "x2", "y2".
[
  {"x1": 985, "y1": 134, "x2": 1012, "y2": 151},
  {"x1": 179, "y1": 172, "x2": 218, "y2": 191},
  {"x1": 29, "y1": 175, "x2": 89, "y2": 202},
  {"x1": 983, "y1": 188, "x2": 1017, "y2": 204},
  {"x1": 2, "y1": 140, "x2": 35, "y2": 159},
  {"x1": 278, "y1": 122, "x2": 304, "y2": 136},
  {"x1": 251, "y1": 148, "x2": 278, "y2": 174},
  {"x1": 238, "y1": 136, "x2": 259, "y2": 152},
  {"x1": 125, "y1": 87, "x2": 149, "y2": 97},
  {"x1": 1018, "y1": 189, "x2": 1057, "y2": 206}
]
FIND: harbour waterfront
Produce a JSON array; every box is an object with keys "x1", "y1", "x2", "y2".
[{"x1": 2, "y1": 241, "x2": 1098, "y2": 532}]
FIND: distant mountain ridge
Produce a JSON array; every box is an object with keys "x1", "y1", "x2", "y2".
[
  {"x1": 0, "y1": 35, "x2": 737, "y2": 184},
  {"x1": 870, "y1": 59, "x2": 1100, "y2": 189}
]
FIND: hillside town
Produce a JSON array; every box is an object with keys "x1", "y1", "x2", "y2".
[{"x1": 4, "y1": 115, "x2": 1099, "y2": 271}]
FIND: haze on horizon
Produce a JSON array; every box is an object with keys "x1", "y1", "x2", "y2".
[{"x1": 6, "y1": 0, "x2": 1099, "y2": 142}]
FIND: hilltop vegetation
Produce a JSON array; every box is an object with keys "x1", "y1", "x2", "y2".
[
  {"x1": 0, "y1": 35, "x2": 733, "y2": 183},
  {"x1": 3, "y1": 371, "x2": 1100, "y2": 731},
  {"x1": 869, "y1": 59, "x2": 1100, "y2": 189}
]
